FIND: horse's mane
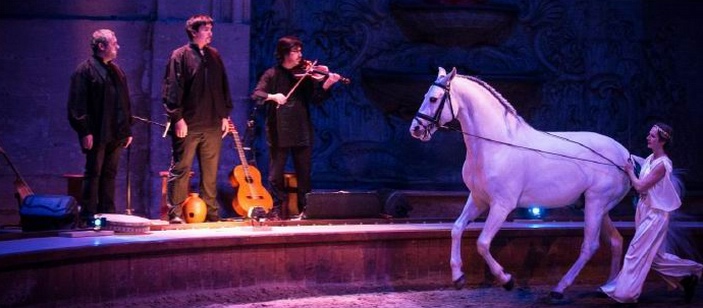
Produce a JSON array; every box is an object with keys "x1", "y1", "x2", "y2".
[{"x1": 457, "y1": 74, "x2": 524, "y2": 124}]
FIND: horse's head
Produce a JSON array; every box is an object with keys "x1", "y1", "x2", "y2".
[{"x1": 410, "y1": 67, "x2": 458, "y2": 141}]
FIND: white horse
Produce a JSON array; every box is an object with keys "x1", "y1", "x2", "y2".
[{"x1": 409, "y1": 67, "x2": 632, "y2": 300}]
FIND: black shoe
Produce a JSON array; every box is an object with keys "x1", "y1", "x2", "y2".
[
  {"x1": 169, "y1": 216, "x2": 185, "y2": 224},
  {"x1": 206, "y1": 215, "x2": 222, "y2": 222},
  {"x1": 682, "y1": 274, "x2": 698, "y2": 303},
  {"x1": 291, "y1": 211, "x2": 306, "y2": 221}
]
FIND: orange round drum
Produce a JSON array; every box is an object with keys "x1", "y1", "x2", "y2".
[{"x1": 183, "y1": 193, "x2": 206, "y2": 223}]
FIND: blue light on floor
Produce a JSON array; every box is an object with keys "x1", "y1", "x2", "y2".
[{"x1": 528, "y1": 207, "x2": 542, "y2": 219}]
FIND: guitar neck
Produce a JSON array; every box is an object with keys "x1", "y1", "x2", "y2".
[
  {"x1": 231, "y1": 130, "x2": 251, "y2": 171},
  {"x1": 1, "y1": 148, "x2": 35, "y2": 196}
]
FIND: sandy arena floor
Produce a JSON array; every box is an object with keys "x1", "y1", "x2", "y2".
[{"x1": 72, "y1": 282, "x2": 700, "y2": 308}]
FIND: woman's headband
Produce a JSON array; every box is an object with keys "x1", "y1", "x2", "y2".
[{"x1": 654, "y1": 125, "x2": 671, "y2": 140}]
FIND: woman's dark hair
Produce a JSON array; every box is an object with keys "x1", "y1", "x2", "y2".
[
  {"x1": 653, "y1": 122, "x2": 673, "y2": 152},
  {"x1": 185, "y1": 15, "x2": 214, "y2": 40},
  {"x1": 275, "y1": 36, "x2": 302, "y2": 63}
]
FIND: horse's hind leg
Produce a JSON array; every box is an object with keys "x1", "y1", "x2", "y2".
[
  {"x1": 451, "y1": 195, "x2": 488, "y2": 289},
  {"x1": 600, "y1": 214, "x2": 623, "y2": 282},
  {"x1": 551, "y1": 198, "x2": 615, "y2": 298}
]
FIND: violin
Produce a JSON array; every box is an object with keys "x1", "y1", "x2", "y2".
[{"x1": 293, "y1": 59, "x2": 351, "y2": 85}]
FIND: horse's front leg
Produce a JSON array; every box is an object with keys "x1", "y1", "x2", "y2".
[
  {"x1": 476, "y1": 204, "x2": 513, "y2": 290},
  {"x1": 451, "y1": 195, "x2": 487, "y2": 289}
]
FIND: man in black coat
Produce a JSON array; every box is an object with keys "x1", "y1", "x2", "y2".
[{"x1": 68, "y1": 29, "x2": 133, "y2": 221}]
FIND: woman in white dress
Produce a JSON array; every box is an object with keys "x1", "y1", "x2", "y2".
[{"x1": 600, "y1": 123, "x2": 702, "y2": 303}]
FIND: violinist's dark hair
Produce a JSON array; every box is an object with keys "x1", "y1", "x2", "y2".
[
  {"x1": 275, "y1": 36, "x2": 302, "y2": 63},
  {"x1": 185, "y1": 14, "x2": 214, "y2": 40}
]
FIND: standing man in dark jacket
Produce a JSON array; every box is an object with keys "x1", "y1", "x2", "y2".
[
  {"x1": 68, "y1": 29, "x2": 133, "y2": 221},
  {"x1": 251, "y1": 36, "x2": 341, "y2": 220},
  {"x1": 163, "y1": 14, "x2": 233, "y2": 223}
]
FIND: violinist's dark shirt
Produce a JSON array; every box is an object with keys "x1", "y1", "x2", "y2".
[{"x1": 251, "y1": 64, "x2": 330, "y2": 147}]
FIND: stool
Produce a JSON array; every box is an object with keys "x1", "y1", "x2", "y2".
[
  {"x1": 282, "y1": 173, "x2": 299, "y2": 218},
  {"x1": 63, "y1": 174, "x2": 84, "y2": 203}
]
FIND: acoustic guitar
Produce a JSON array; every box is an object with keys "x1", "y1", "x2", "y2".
[
  {"x1": 0, "y1": 145, "x2": 34, "y2": 207},
  {"x1": 227, "y1": 122, "x2": 273, "y2": 217}
]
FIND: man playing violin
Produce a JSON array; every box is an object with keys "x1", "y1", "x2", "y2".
[{"x1": 251, "y1": 36, "x2": 342, "y2": 220}]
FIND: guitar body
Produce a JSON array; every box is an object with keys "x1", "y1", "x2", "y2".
[
  {"x1": 226, "y1": 121, "x2": 274, "y2": 218},
  {"x1": 229, "y1": 165, "x2": 273, "y2": 216}
]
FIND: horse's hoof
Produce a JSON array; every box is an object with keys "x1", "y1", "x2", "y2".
[
  {"x1": 549, "y1": 291, "x2": 564, "y2": 300},
  {"x1": 502, "y1": 277, "x2": 514, "y2": 291},
  {"x1": 542, "y1": 291, "x2": 571, "y2": 305},
  {"x1": 453, "y1": 275, "x2": 466, "y2": 290}
]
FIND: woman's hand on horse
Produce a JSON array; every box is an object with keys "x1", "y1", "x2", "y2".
[{"x1": 624, "y1": 159, "x2": 636, "y2": 179}]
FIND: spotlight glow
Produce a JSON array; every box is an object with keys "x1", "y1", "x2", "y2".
[{"x1": 529, "y1": 207, "x2": 542, "y2": 218}]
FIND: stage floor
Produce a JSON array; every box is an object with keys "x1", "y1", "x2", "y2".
[{"x1": 0, "y1": 220, "x2": 645, "y2": 256}]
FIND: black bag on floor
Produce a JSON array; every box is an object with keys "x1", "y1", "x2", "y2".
[{"x1": 20, "y1": 194, "x2": 78, "y2": 231}]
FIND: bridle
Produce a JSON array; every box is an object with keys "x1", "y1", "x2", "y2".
[
  {"x1": 413, "y1": 81, "x2": 456, "y2": 138},
  {"x1": 412, "y1": 78, "x2": 625, "y2": 172}
]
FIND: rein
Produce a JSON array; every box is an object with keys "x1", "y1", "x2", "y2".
[
  {"x1": 415, "y1": 80, "x2": 626, "y2": 173},
  {"x1": 439, "y1": 124, "x2": 625, "y2": 172}
]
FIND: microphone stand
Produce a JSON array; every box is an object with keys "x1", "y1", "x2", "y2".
[
  {"x1": 125, "y1": 146, "x2": 132, "y2": 215},
  {"x1": 127, "y1": 115, "x2": 170, "y2": 216},
  {"x1": 132, "y1": 115, "x2": 170, "y2": 136}
]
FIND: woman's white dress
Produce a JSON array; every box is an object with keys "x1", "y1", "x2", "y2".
[{"x1": 600, "y1": 155, "x2": 702, "y2": 303}]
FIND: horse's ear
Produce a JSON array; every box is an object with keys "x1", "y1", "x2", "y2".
[
  {"x1": 438, "y1": 67, "x2": 447, "y2": 77},
  {"x1": 448, "y1": 67, "x2": 457, "y2": 81}
]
